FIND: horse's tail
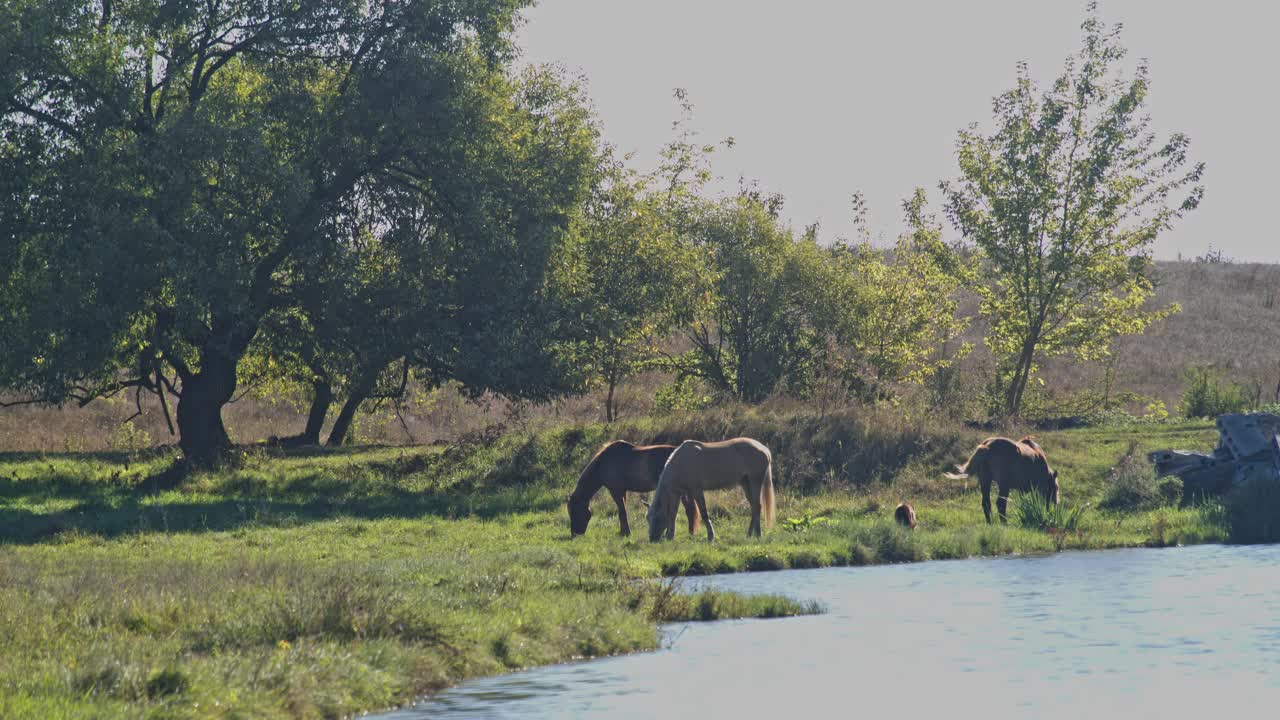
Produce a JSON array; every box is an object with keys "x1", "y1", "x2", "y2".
[
  {"x1": 944, "y1": 441, "x2": 989, "y2": 480},
  {"x1": 761, "y1": 461, "x2": 776, "y2": 529}
]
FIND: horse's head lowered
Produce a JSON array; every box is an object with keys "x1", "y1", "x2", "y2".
[
  {"x1": 567, "y1": 493, "x2": 593, "y2": 536},
  {"x1": 647, "y1": 488, "x2": 676, "y2": 542}
]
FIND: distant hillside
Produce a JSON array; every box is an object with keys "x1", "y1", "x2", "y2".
[{"x1": 1036, "y1": 260, "x2": 1280, "y2": 412}]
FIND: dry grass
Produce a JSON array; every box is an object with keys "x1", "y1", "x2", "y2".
[
  {"x1": 0, "y1": 379, "x2": 665, "y2": 454},
  {"x1": 945, "y1": 259, "x2": 1280, "y2": 416},
  {"x1": 1107, "y1": 261, "x2": 1280, "y2": 408}
]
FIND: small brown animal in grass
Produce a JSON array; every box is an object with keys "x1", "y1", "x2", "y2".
[
  {"x1": 894, "y1": 502, "x2": 918, "y2": 529},
  {"x1": 944, "y1": 436, "x2": 1059, "y2": 523}
]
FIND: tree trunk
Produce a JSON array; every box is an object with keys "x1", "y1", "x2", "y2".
[
  {"x1": 176, "y1": 352, "x2": 237, "y2": 468},
  {"x1": 605, "y1": 377, "x2": 617, "y2": 423},
  {"x1": 326, "y1": 369, "x2": 378, "y2": 447},
  {"x1": 1003, "y1": 338, "x2": 1039, "y2": 417},
  {"x1": 301, "y1": 378, "x2": 333, "y2": 445}
]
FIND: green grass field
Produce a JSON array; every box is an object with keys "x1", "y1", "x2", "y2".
[{"x1": 0, "y1": 412, "x2": 1227, "y2": 719}]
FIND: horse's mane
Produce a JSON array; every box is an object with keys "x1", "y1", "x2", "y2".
[
  {"x1": 591, "y1": 439, "x2": 633, "y2": 460},
  {"x1": 1017, "y1": 435, "x2": 1043, "y2": 452}
]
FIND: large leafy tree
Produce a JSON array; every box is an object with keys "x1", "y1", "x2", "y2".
[
  {"x1": 247, "y1": 66, "x2": 599, "y2": 446},
  {"x1": 0, "y1": 0, "x2": 591, "y2": 463},
  {"x1": 941, "y1": 3, "x2": 1203, "y2": 417}
]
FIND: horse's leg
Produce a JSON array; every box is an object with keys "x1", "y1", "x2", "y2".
[
  {"x1": 996, "y1": 486, "x2": 1009, "y2": 524},
  {"x1": 980, "y1": 477, "x2": 993, "y2": 524},
  {"x1": 695, "y1": 492, "x2": 715, "y2": 543},
  {"x1": 680, "y1": 494, "x2": 698, "y2": 536},
  {"x1": 609, "y1": 487, "x2": 630, "y2": 537}
]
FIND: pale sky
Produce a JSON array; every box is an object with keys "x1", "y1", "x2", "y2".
[{"x1": 518, "y1": 0, "x2": 1280, "y2": 263}]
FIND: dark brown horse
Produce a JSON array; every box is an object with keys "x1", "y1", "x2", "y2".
[
  {"x1": 567, "y1": 440, "x2": 700, "y2": 537},
  {"x1": 945, "y1": 436, "x2": 1059, "y2": 523}
]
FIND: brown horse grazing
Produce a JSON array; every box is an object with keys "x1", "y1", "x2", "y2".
[
  {"x1": 944, "y1": 436, "x2": 1059, "y2": 523},
  {"x1": 567, "y1": 441, "x2": 700, "y2": 537},
  {"x1": 648, "y1": 437, "x2": 776, "y2": 542},
  {"x1": 894, "y1": 502, "x2": 918, "y2": 529}
]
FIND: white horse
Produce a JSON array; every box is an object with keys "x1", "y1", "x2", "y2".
[{"x1": 647, "y1": 437, "x2": 776, "y2": 542}]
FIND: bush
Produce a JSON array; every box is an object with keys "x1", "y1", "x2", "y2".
[
  {"x1": 1157, "y1": 477, "x2": 1184, "y2": 506},
  {"x1": 1179, "y1": 365, "x2": 1250, "y2": 418},
  {"x1": 108, "y1": 421, "x2": 153, "y2": 453},
  {"x1": 653, "y1": 375, "x2": 712, "y2": 414},
  {"x1": 1100, "y1": 446, "x2": 1177, "y2": 511},
  {"x1": 1224, "y1": 472, "x2": 1280, "y2": 544}
]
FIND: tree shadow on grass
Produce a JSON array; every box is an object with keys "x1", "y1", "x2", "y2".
[
  {"x1": 0, "y1": 462, "x2": 566, "y2": 547},
  {"x1": 0, "y1": 489, "x2": 565, "y2": 545},
  {"x1": 0, "y1": 440, "x2": 580, "y2": 545}
]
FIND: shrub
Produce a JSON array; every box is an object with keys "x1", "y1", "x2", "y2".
[
  {"x1": 1100, "y1": 446, "x2": 1175, "y2": 511},
  {"x1": 653, "y1": 375, "x2": 711, "y2": 414},
  {"x1": 1157, "y1": 477, "x2": 1184, "y2": 506},
  {"x1": 107, "y1": 421, "x2": 153, "y2": 453},
  {"x1": 1224, "y1": 473, "x2": 1280, "y2": 544},
  {"x1": 1179, "y1": 365, "x2": 1250, "y2": 418}
]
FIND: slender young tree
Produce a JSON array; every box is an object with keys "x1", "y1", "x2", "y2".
[
  {"x1": 668, "y1": 190, "x2": 833, "y2": 402},
  {"x1": 941, "y1": 3, "x2": 1203, "y2": 416},
  {"x1": 554, "y1": 156, "x2": 699, "y2": 422},
  {"x1": 826, "y1": 190, "x2": 971, "y2": 400}
]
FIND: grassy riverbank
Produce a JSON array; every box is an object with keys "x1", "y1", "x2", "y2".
[{"x1": 0, "y1": 409, "x2": 1227, "y2": 718}]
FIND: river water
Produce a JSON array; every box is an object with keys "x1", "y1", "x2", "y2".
[{"x1": 379, "y1": 544, "x2": 1280, "y2": 718}]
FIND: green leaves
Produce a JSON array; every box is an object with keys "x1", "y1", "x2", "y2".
[
  {"x1": 549, "y1": 146, "x2": 706, "y2": 420},
  {"x1": 826, "y1": 190, "x2": 972, "y2": 397},
  {"x1": 674, "y1": 191, "x2": 830, "y2": 402}
]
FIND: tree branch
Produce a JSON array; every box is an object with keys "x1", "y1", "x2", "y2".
[
  {"x1": 0, "y1": 398, "x2": 43, "y2": 408},
  {"x1": 9, "y1": 101, "x2": 85, "y2": 145}
]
